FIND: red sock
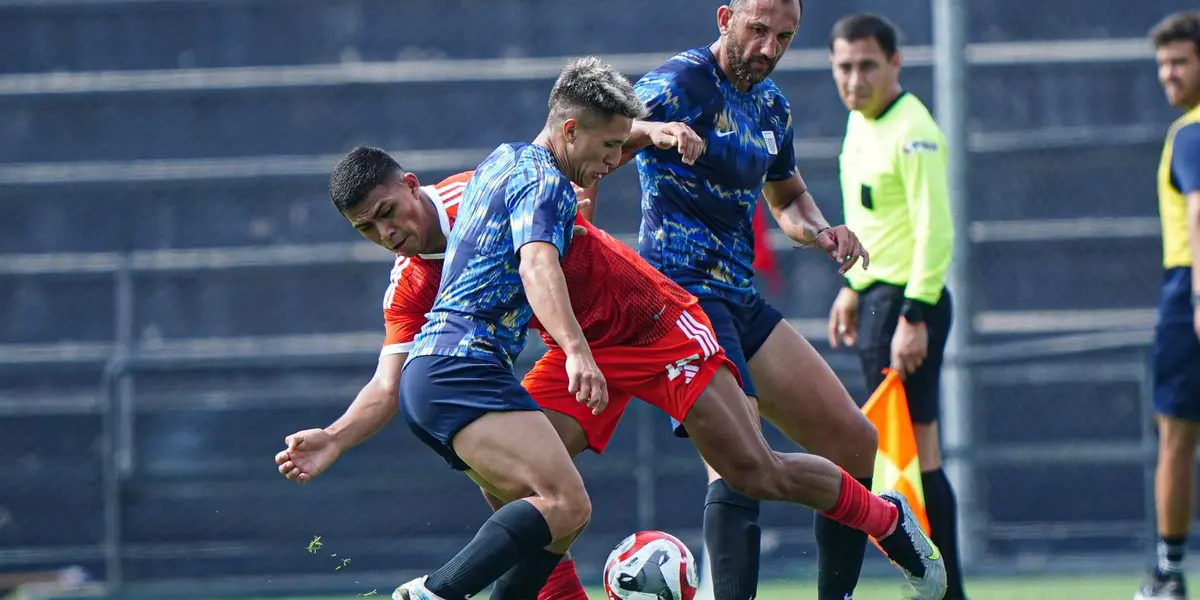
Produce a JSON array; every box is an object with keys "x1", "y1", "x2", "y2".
[
  {"x1": 819, "y1": 469, "x2": 898, "y2": 539},
  {"x1": 537, "y1": 560, "x2": 588, "y2": 600}
]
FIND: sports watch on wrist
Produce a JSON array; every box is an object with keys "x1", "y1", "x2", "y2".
[{"x1": 900, "y1": 299, "x2": 927, "y2": 324}]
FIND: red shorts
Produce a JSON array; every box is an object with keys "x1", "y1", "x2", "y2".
[{"x1": 521, "y1": 304, "x2": 739, "y2": 453}]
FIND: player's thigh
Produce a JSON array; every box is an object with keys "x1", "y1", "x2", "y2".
[
  {"x1": 674, "y1": 299, "x2": 758, "y2": 439},
  {"x1": 679, "y1": 363, "x2": 779, "y2": 494},
  {"x1": 454, "y1": 409, "x2": 589, "y2": 509},
  {"x1": 402, "y1": 355, "x2": 587, "y2": 504},
  {"x1": 748, "y1": 318, "x2": 877, "y2": 466},
  {"x1": 524, "y1": 348, "x2": 632, "y2": 455}
]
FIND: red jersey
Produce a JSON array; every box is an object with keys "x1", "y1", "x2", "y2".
[{"x1": 380, "y1": 171, "x2": 697, "y2": 356}]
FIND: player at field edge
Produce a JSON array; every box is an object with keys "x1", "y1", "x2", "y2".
[
  {"x1": 628, "y1": 1, "x2": 923, "y2": 599},
  {"x1": 276, "y1": 58, "x2": 945, "y2": 600},
  {"x1": 1136, "y1": 11, "x2": 1200, "y2": 600},
  {"x1": 824, "y1": 13, "x2": 967, "y2": 600}
]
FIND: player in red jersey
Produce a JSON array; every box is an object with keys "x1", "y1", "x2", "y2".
[{"x1": 277, "y1": 145, "x2": 938, "y2": 600}]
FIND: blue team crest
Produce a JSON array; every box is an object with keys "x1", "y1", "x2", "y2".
[{"x1": 762, "y1": 130, "x2": 778, "y2": 155}]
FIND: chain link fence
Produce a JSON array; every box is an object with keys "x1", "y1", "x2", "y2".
[{"x1": 0, "y1": 0, "x2": 1185, "y2": 597}]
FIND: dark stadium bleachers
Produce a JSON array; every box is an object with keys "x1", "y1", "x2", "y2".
[{"x1": 0, "y1": 0, "x2": 1183, "y2": 588}]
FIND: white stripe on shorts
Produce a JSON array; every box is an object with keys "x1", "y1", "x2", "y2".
[{"x1": 676, "y1": 310, "x2": 719, "y2": 358}]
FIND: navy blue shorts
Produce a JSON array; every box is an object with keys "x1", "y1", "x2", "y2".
[
  {"x1": 1153, "y1": 267, "x2": 1200, "y2": 421},
  {"x1": 400, "y1": 355, "x2": 541, "y2": 470},
  {"x1": 671, "y1": 293, "x2": 783, "y2": 437}
]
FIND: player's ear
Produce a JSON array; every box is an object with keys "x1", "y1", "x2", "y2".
[
  {"x1": 561, "y1": 118, "x2": 579, "y2": 144},
  {"x1": 716, "y1": 6, "x2": 733, "y2": 34},
  {"x1": 401, "y1": 171, "x2": 421, "y2": 192}
]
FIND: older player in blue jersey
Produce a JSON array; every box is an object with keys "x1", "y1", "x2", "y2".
[{"x1": 630, "y1": 2, "x2": 944, "y2": 599}]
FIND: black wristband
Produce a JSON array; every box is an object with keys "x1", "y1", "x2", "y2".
[{"x1": 900, "y1": 299, "x2": 931, "y2": 324}]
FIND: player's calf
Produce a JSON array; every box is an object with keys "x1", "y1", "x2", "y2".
[{"x1": 681, "y1": 366, "x2": 946, "y2": 597}]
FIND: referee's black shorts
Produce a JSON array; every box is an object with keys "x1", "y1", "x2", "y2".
[{"x1": 856, "y1": 282, "x2": 953, "y2": 425}]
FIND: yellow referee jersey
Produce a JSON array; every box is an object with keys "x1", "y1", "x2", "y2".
[
  {"x1": 839, "y1": 92, "x2": 954, "y2": 306},
  {"x1": 1158, "y1": 103, "x2": 1200, "y2": 269}
]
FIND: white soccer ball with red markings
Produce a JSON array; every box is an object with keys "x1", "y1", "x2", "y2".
[{"x1": 603, "y1": 530, "x2": 698, "y2": 600}]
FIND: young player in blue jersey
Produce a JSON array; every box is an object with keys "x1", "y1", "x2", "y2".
[
  {"x1": 393, "y1": 56, "x2": 628, "y2": 600},
  {"x1": 630, "y1": 2, "x2": 944, "y2": 599}
]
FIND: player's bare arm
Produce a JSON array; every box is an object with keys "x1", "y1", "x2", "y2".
[
  {"x1": 620, "y1": 120, "x2": 704, "y2": 166},
  {"x1": 275, "y1": 353, "x2": 404, "y2": 483},
  {"x1": 762, "y1": 175, "x2": 870, "y2": 275},
  {"x1": 518, "y1": 241, "x2": 609, "y2": 413}
]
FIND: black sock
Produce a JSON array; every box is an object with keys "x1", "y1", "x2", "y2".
[
  {"x1": 814, "y1": 476, "x2": 870, "y2": 600},
  {"x1": 703, "y1": 479, "x2": 761, "y2": 600},
  {"x1": 425, "y1": 500, "x2": 553, "y2": 600},
  {"x1": 489, "y1": 549, "x2": 564, "y2": 600},
  {"x1": 923, "y1": 469, "x2": 966, "y2": 599}
]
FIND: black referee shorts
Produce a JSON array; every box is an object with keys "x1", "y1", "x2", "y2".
[{"x1": 856, "y1": 283, "x2": 953, "y2": 425}]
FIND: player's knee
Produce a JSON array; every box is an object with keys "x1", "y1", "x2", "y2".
[
  {"x1": 855, "y1": 416, "x2": 879, "y2": 457},
  {"x1": 550, "y1": 487, "x2": 592, "y2": 536},
  {"x1": 838, "y1": 413, "x2": 878, "y2": 470},
  {"x1": 720, "y1": 452, "x2": 785, "y2": 501},
  {"x1": 536, "y1": 473, "x2": 592, "y2": 535}
]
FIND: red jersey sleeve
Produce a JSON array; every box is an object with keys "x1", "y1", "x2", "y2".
[{"x1": 380, "y1": 256, "x2": 440, "y2": 357}]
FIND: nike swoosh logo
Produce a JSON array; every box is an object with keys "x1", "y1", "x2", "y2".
[
  {"x1": 921, "y1": 530, "x2": 941, "y2": 561},
  {"x1": 715, "y1": 130, "x2": 735, "y2": 138}
]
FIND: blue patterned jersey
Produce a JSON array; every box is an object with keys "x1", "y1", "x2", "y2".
[
  {"x1": 634, "y1": 47, "x2": 798, "y2": 303},
  {"x1": 407, "y1": 143, "x2": 577, "y2": 369}
]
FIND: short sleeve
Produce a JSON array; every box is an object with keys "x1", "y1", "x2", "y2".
[
  {"x1": 507, "y1": 161, "x2": 576, "y2": 257},
  {"x1": 766, "y1": 108, "x2": 798, "y2": 182},
  {"x1": 1171, "y1": 123, "x2": 1200, "y2": 194},
  {"x1": 379, "y1": 258, "x2": 435, "y2": 356},
  {"x1": 635, "y1": 68, "x2": 703, "y2": 125}
]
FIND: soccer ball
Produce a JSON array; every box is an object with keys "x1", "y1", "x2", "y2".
[{"x1": 603, "y1": 530, "x2": 698, "y2": 600}]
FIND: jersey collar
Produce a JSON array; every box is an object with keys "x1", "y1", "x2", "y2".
[
  {"x1": 417, "y1": 184, "x2": 451, "y2": 260},
  {"x1": 868, "y1": 90, "x2": 909, "y2": 121}
]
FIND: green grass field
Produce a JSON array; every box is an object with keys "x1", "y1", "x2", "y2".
[{"x1": 240, "y1": 574, "x2": 1153, "y2": 600}]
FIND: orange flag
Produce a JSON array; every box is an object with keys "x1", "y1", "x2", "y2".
[{"x1": 862, "y1": 368, "x2": 931, "y2": 536}]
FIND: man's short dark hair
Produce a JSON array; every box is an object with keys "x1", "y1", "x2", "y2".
[
  {"x1": 1152, "y1": 11, "x2": 1200, "y2": 56},
  {"x1": 547, "y1": 56, "x2": 649, "y2": 128},
  {"x1": 829, "y1": 13, "x2": 900, "y2": 58},
  {"x1": 329, "y1": 146, "x2": 403, "y2": 213},
  {"x1": 729, "y1": 0, "x2": 803, "y2": 19}
]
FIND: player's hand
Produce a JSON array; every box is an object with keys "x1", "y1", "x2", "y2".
[
  {"x1": 649, "y1": 122, "x2": 705, "y2": 166},
  {"x1": 828, "y1": 287, "x2": 860, "y2": 348},
  {"x1": 814, "y1": 225, "x2": 870, "y2": 275},
  {"x1": 890, "y1": 319, "x2": 928, "y2": 377},
  {"x1": 275, "y1": 429, "x2": 341, "y2": 484},
  {"x1": 565, "y1": 350, "x2": 608, "y2": 415}
]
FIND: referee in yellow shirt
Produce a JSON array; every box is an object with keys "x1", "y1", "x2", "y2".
[
  {"x1": 1136, "y1": 11, "x2": 1200, "y2": 600},
  {"x1": 824, "y1": 13, "x2": 966, "y2": 600}
]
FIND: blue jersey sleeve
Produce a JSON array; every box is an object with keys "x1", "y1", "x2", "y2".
[
  {"x1": 1172, "y1": 122, "x2": 1200, "y2": 195},
  {"x1": 766, "y1": 97, "x2": 798, "y2": 182},
  {"x1": 506, "y1": 160, "x2": 576, "y2": 257},
  {"x1": 635, "y1": 68, "x2": 704, "y2": 125}
]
